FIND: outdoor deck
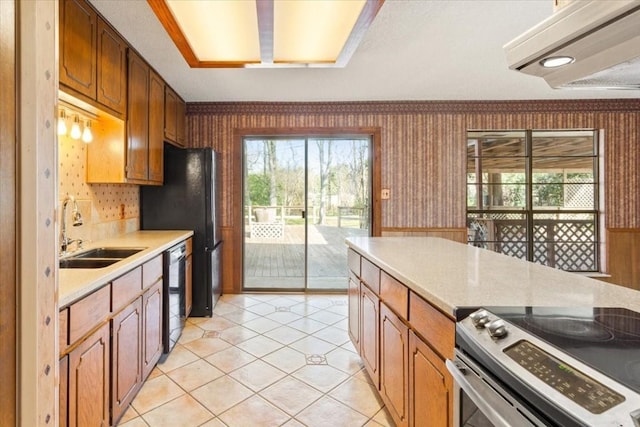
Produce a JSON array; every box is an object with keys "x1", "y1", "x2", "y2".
[{"x1": 244, "y1": 224, "x2": 368, "y2": 290}]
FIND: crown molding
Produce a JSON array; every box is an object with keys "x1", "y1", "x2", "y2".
[{"x1": 187, "y1": 99, "x2": 640, "y2": 115}]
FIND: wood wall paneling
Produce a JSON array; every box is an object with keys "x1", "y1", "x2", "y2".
[
  {"x1": 605, "y1": 229, "x2": 640, "y2": 290},
  {"x1": 187, "y1": 100, "x2": 640, "y2": 292},
  {"x1": 0, "y1": 0, "x2": 16, "y2": 424}
]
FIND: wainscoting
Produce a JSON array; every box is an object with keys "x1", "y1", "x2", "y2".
[{"x1": 604, "y1": 229, "x2": 640, "y2": 291}]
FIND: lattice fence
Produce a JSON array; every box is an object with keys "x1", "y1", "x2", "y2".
[
  {"x1": 565, "y1": 180, "x2": 594, "y2": 209},
  {"x1": 467, "y1": 217, "x2": 597, "y2": 271}
]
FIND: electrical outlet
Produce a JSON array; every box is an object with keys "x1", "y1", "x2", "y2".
[{"x1": 381, "y1": 189, "x2": 390, "y2": 200}]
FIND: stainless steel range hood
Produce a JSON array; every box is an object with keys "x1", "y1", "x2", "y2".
[{"x1": 504, "y1": 0, "x2": 640, "y2": 90}]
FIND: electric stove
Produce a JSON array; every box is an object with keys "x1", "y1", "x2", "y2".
[{"x1": 450, "y1": 306, "x2": 640, "y2": 426}]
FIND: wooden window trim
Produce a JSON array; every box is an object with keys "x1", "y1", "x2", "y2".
[{"x1": 228, "y1": 126, "x2": 382, "y2": 293}]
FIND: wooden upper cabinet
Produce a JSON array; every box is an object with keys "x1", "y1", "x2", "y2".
[
  {"x1": 96, "y1": 18, "x2": 126, "y2": 115},
  {"x1": 176, "y1": 96, "x2": 186, "y2": 147},
  {"x1": 60, "y1": 0, "x2": 97, "y2": 99},
  {"x1": 148, "y1": 70, "x2": 165, "y2": 184},
  {"x1": 164, "y1": 86, "x2": 178, "y2": 144},
  {"x1": 60, "y1": 0, "x2": 126, "y2": 117},
  {"x1": 127, "y1": 50, "x2": 150, "y2": 182}
]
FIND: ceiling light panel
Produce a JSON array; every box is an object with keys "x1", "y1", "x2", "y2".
[
  {"x1": 166, "y1": 0, "x2": 261, "y2": 62},
  {"x1": 273, "y1": 0, "x2": 366, "y2": 63}
]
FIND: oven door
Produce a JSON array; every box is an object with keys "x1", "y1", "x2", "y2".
[{"x1": 446, "y1": 350, "x2": 550, "y2": 427}]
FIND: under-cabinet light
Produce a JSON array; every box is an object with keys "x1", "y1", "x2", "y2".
[
  {"x1": 58, "y1": 109, "x2": 68, "y2": 136},
  {"x1": 70, "y1": 115, "x2": 82, "y2": 140},
  {"x1": 82, "y1": 120, "x2": 93, "y2": 143}
]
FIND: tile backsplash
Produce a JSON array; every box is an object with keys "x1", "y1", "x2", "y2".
[{"x1": 58, "y1": 135, "x2": 139, "y2": 245}]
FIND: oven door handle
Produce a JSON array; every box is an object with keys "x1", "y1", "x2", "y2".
[{"x1": 446, "y1": 359, "x2": 537, "y2": 427}]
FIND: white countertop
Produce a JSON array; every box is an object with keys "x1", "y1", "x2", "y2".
[
  {"x1": 58, "y1": 230, "x2": 193, "y2": 308},
  {"x1": 346, "y1": 237, "x2": 640, "y2": 318}
]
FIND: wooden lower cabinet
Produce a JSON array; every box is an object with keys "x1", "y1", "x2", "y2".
[
  {"x1": 60, "y1": 253, "x2": 171, "y2": 426},
  {"x1": 142, "y1": 280, "x2": 163, "y2": 379},
  {"x1": 68, "y1": 322, "x2": 110, "y2": 427},
  {"x1": 360, "y1": 283, "x2": 380, "y2": 387},
  {"x1": 111, "y1": 298, "x2": 142, "y2": 424},
  {"x1": 348, "y1": 250, "x2": 455, "y2": 427},
  {"x1": 409, "y1": 330, "x2": 453, "y2": 427},
  {"x1": 380, "y1": 303, "x2": 409, "y2": 427},
  {"x1": 348, "y1": 274, "x2": 360, "y2": 348}
]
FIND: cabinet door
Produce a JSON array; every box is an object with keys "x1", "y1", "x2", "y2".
[
  {"x1": 96, "y1": 18, "x2": 126, "y2": 116},
  {"x1": 68, "y1": 322, "x2": 109, "y2": 427},
  {"x1": 409, "y1": 331, "x2": 453, "y2": 427},
  {"x1": 360, "y1": 283, "x2": 379, "y2": 388},
  {"x1": 164, "y1": 86, "x2": 177, "y2": 143},
  {"x1": 176, "y1": 96, "x2": 186, "y2": 147},
  {"x1": 59, "y1": 0, "x2": 97, "y2": 98},
  {"x1": 185, "y1": 253, "x2": 193, "y2": 317},
  {"x1": 142, "y1": 280, "x2": 163, "y2": 379},
  {"x1": 348, "y1": 274, "x2": 359, "y2": 348},
  {"x1": 111, "y1": 298, "x2": 142, "y2": 423},
  {"x1": 126, "y1": 50, "x2": 149, "y2": 181},
  {"x1": 59, "y1": 356, "x2": 69, "y2": 427},
  {"x1": 380, "y1": 303, "x2": 409, "y2": 427},
  {"x1": 148, "y1": 70, "x2": 165, "y2": 183}
]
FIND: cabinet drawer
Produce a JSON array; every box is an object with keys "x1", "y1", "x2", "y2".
[
  {"x1": 361, "y1": 257, "x2": 380, "y2": 294},
  {"x1": 347, "y1": 248, "x2": 360, "y2": 276},
  {"x1": 60, "y1": 308, "x2": 69, "y2": 352},
  {"x1": 142, "y1": 255, "x2": 162, "y2": 289},
  {"x1": 408, "y1": 292, "x2": 454, "y2": 360},
  {"x1": 69, "y1": 284, "x2": 111, "y2": 344},
  {"x1": 112, "y1": 267, "x2": 142, "y2": 312},
  {"x1": 380, "y1": 271, "x2": 408, "y2": 319}
]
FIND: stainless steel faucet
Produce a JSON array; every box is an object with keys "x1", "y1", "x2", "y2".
[{"x1": 61, "y1": 194, "x2": 83, "y2": 255}]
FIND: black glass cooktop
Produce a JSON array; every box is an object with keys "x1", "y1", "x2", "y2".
[{"x1": 486, "y1": 307, "x2": 640, "y2": 394}]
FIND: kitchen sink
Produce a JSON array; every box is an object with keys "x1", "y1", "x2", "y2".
[
  {"x1": 73, "y1": 247, "x2": 146, "y2": 259},
  {"x1": 59, "y1": 247, "x2": 147, "y2": 269},
  {"x1": 59, "y1": 258, "x2": 121, "y2": 269}
]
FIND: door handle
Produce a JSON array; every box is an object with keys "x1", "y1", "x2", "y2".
[{"x1": 301, "y1": 210, "x2": 305, "y2": 219}]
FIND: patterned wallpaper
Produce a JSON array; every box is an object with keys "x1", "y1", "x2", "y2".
[
  {"x1": 187, "y1": 99, "x2": 640, "y2": 231},
  {"x1": 58, "y1": 134, "x2": 139, "y2": 245}
]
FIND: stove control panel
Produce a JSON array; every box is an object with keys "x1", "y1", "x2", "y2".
[{"x1": 504, "y1": 340, "x2": 626, "y2": 414}]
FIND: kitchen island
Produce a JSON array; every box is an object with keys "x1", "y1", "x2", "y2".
[
  {"x1": 347, "y1": 236, "x2": 640, "y2": 317},
  {"x1": 345, "y1": 236, "x2": 640, "y2": 427}
]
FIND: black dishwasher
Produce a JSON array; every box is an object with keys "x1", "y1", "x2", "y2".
[{"x1": 163, "y1": 242, "x2": 186, "y2": 354}]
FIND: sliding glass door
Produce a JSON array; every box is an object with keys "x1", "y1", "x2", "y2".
[{"x1": 243, "y1": 136, "x2": 371, "y2": 291}]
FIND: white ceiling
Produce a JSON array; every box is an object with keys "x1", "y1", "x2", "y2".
[{"x1": 89, "y1": 0, "x2": 640, "y2": 102}]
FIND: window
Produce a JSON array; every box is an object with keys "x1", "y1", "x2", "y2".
[{"x1": 466, "y1": 130, "x2": 600, "y2": 272}]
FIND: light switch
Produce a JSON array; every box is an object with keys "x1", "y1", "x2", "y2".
[{"x1": 381, "y1": 189, "x2": 390, "y2": 200}]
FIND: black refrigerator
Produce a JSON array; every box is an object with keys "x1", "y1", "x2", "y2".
[{"x1": 141, "y1": 144, "x2": 222, "y2": 317}]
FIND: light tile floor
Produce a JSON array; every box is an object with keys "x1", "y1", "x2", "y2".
[{"x1": 118, "y1": 293, "x2": 395, "y2": 427}]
